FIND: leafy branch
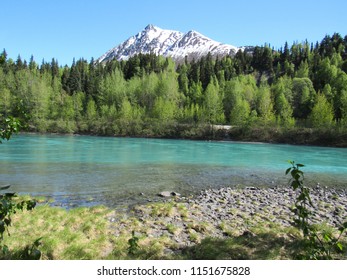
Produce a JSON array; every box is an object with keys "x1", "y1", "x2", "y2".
[
  {"x1": 127, "y1": 230, "x2": 139, "y2": 256},
  {"x1": 0, "y1": 117, "x2": 21, "y2": 143},
  {"x1": 286, "y1": 160, "x2": 347, "y2": 259}
]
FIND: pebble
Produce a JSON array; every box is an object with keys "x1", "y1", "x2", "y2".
[
  {"x1": 193, "y1": 186, "x2": 346, "y2": 226},
  {"x1": 111, "y1": 185, "x2": 347, "y2": 248}
]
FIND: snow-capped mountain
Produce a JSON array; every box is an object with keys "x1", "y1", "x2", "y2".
[{"x1": 97, "y1": 24, "x2": 244, "y2": 64}]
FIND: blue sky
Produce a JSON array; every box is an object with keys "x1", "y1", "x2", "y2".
[{"x1": 1, "y1": 0, "x2": 346, "y2": 66}]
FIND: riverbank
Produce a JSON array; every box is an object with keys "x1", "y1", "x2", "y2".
[
  {"x1": 227, "y1": 126, "x2": 347, "y2": 148},
  {"x1": 24, "y1": 122, "x2": 347, "y2": 148},
  {"x1": 110, "y1": 185, "x2": 347, "y2": 255},
  {"x1": 2, "y1": 185, "x2": 346, "y2": 260}
]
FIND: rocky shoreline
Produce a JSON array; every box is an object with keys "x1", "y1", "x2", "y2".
[
  {"x1": 184, "y1": 185, "x2": 347, "y2": 227},
  {"x1": 110, "y1": 185, "x2": 347, "y2": 250}
]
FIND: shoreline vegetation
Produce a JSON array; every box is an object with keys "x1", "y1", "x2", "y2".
[
  {"x1": 2, "y1": 184, "x2": 346, "y2": 260},
  {"x1": 1, "y1": 33, "x2": 347, "y2": 148},
  {"x1": 20, "y1": 124, "x2": 347, "y2": 148}
]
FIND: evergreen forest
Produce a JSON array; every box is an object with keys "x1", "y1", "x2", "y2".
[{"x1": 1, "y1": 33, "x2": 347, "y2": 146}]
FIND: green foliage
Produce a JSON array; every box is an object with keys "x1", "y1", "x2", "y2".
[
  {"x1": 292, "y1": 78, "x2": 316, "y2": 119},
  {"x1": 230, "y1": 97, "x2": 250, "y2": 125},
  {"x1": 256, "y1": 85, "x2": 275, "y2": 124},
  {"x1": 1, "y1": 33, "x2": 347, "y2": 142},
  {"x1": 309, "y1": 94, "x2": 335, "y2": 128},
  {"x1": 286, "y1": 161, "x2": 347, "y2": 259},
  {"x1": 203, "y1": 81, "x2": 225, "y2": 124},
  {"x1": 295, "y1": 61, "x2": 309, "y2": 78},
  {"x1": 127, "y1": 230, "x2": 140, "y2": 256},
  {"x1": 286, "y1": 161, "x2": 311, "y2": 236},
  {"x1": 0, "y1": 117, "x2": 21, "y2": 143}
]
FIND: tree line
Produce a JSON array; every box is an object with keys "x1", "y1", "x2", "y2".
[{"x1": 0, "y1": 33, "x2": 347, "y2": 143}]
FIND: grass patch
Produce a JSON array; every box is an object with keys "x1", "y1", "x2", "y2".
[
  {"x1": 182, "y1": 230, "x2": 297, "y2": 260},
  {"x1": 1, "y1": 199, "x2": 346, "y2": 260},
  {"x1": 166, "y1": 224, "x2": 181, "y2": 235},
  {"x1": 181, "y1": 222, "x2": 347, "y2": 260},
  {"x1": 148, "y1": 201, "x2": 176, "y2": 217},
  {"x1": 1, "y1": 205, "x2": 114, "y2": 260}
]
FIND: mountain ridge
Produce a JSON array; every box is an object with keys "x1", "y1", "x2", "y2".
[{"x1": 97, "y1": 24, "x2": 246, "y2": 64}]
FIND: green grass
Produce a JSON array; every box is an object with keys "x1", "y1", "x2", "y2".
[
  {"x1": 147, "y1": 201, "x2": 176, "y2": 217},
  {"x1": 1, "y1": 199, "x2": 346, "y2": 260},
  {"x1": 181, "y1": 233, "x2": 289, "y2": 260},
  {"x1": 166, "y1": 224, "x2": 180, "y2": 235},
  {"x1": 1, "y1": 204, "x2": 114, "y2": 259}
]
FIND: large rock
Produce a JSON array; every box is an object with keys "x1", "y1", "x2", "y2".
[{"x1": 158, "y1": 191, "x2": 181, "y2": 197}]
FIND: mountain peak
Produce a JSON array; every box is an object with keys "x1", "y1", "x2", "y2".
[
  {"x1": 97, "y1": 25, "x2": 243, "y2": 64},
  {"x1": 186, "y1": 30, "x2": 204, "y2": 37},
  {"x1": 144, "y1": 24, "x2": 157, "y2": 31}
]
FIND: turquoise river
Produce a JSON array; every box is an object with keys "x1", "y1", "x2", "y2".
[{"x1": 0, "y1": 134, "x2": 346, "y2": 208}]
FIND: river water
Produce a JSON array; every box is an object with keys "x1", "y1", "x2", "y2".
[{"x1": 1, "y1": 134, "x2": 346, "y2": 208}]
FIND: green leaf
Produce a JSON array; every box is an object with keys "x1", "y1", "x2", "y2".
[
  {"x1": 336, "y1": 242, "x2": 343, "y2": 252},
  {"x1": 33, "y1": 237, "x2": 42, "y2": 247},
  {"x1": 0, "y1": 221, "x2": 5, "y2": 235},
  {"x1": 291, "y1": 183, "x2": 299, "y2": 190},
  {"x1": 297, "y1": 193, "x2": 306, "y2": 201},
  {"x1": 323, "y1": 233, "x2": 332, "y2": 242},
  {"x1": 1, "y1": 244, "x2": 9, "y2": 255},
  {"x1": 30, "y1": 249, "x2": 41, "y2": 260},
  {"x1": 26, "y1": 200, "x2": 36, "y2": 210},
  {"x1": 296, "y1": 163, "x2": 305, "y2": 167},
  {"x1": 4, "y1": 192, "x2": 16, "y2": 198},
  {"x1": 285, "y1": 167, "x2": 291, "y2": 175}
]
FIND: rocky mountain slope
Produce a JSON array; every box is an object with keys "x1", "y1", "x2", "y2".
[{"x1": 97, "y1": 24, "x2": 246, "y2": 64}]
